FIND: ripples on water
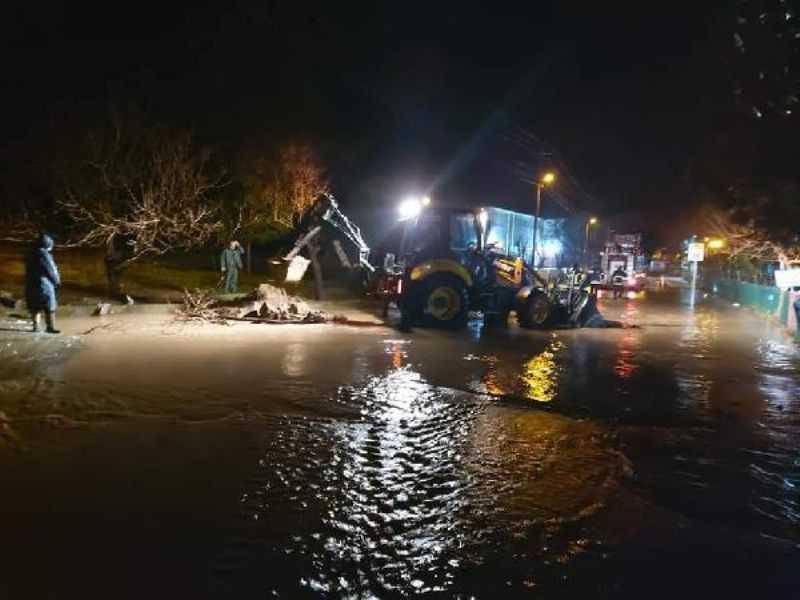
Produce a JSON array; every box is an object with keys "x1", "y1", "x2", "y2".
[
  {"x1": 623, "y1": 303, "x2": 800, "y2": 540},
  {"x1": 4, "y1": 299, "x2": 800, "y2": 596},
  {"x1": 212, "y1": 366, "x2": 627, "y2": 598},
  {"x1": 458, "y1": 300, "x2": 800, "y2": 563},
  {"x1": 0, "y1": 331, "x2": 83, "y2": 435}
]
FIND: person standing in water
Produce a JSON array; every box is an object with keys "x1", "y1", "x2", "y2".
[
  {"x1": 220, "y1": 240, "x2": 245, "y2": 293},
  {"x1": 25, "y1": 233, "x2": 61, "y2": 334}
]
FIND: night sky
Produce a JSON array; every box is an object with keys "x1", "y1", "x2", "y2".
[{"x1": 1, "y1": 2, "x2": 745, "y2": 242}]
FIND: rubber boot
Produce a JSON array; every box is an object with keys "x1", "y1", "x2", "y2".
[
  {"x1": 31, "y1": 311, "x2": 42, "y2": 333},
  {"x1": 45, "y1": 311, "x2": 61, "y2": 334}
]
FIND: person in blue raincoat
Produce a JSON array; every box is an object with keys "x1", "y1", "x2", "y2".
[
  {"x1": 25, "y1": 233, "x2": 61, "y2": 334},
  {"x1": 794, "y1": 295, "x2": 800, "y2": 334},
  {"x1": 220, "y1": 240, "x2": 245, "y2": 293}
]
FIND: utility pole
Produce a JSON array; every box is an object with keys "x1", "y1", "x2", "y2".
[
  {"x1": 583, "y1": 217, "x2": 597, "y2": 270},
  {"x1": 532, "y1": 184, "x2": 542, "y2": 268},
  {"x1": 531, "y1": 172, "x2": 555, "y2": 268}
]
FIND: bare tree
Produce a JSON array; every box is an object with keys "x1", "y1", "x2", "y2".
[
  {"x1": 59, "y1": 118, "x2": 223, "y2": 297},
  {"x1": 0, "y1": 215, "x2": 40, "y2": 243},
  {"x1": 224, "y1": 141, "x2": 328, "y2": 272},
  {"x1": 703, "y1": 205, "x2": 800, "y2": 267},
  {"x1": 267, "y1": 141, "x2": 328, "y2": 228}
]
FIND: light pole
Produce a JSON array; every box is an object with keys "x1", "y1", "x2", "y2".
[
  {"x1": 532, "y1": 172, "x2": 556, "y2": 268},
  {"x1": 583, "y1": 217, "x2": 598, "y2": 270}
]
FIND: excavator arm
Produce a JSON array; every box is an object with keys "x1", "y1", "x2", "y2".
[{"x1": 282, "y1": 193, "x2": 374, "y2": 282}]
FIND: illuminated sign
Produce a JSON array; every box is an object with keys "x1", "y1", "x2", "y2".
[
  {"x1": 687, "y1": 242, "x2": 705, "y2": 262},
  {"x1": 775, "y1": 269, "x2": 800, "y2": 289}
]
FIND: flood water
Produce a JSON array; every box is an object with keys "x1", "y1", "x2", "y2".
[{"x1": 1, "y1": 290, "x2": 799, "y2": 598}]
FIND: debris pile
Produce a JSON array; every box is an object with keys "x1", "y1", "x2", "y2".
[
  {"x1": 0, "y1": 291, "x2": 20, "y2": 310},
  {"x1": 178, "y1": 284, "x2": 327, "y2": 324}
]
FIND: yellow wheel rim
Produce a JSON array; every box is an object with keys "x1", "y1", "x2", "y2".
[{"x1": 427, "y1": 286, "x2": 461, "y2": 320}]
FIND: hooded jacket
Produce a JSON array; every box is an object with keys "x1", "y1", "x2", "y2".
[{"x1": 25, "y1": 234, "x2": 60, "y2": 312}]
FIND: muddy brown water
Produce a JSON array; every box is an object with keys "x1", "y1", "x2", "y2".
[{"x1": 1, "y1": 290, "x2": 798, "y2": 598}]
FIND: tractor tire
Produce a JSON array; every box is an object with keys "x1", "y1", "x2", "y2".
[
  {"x1": 518, "y1": 291, "x2": 553, "y2": 329},
  {"x1": 414, "y1": 274, "x2": 470, "y2": 329}
]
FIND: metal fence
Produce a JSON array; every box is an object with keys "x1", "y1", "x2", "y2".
[{"x1": 713, "y1": 278, "x2": 800, "y2": 338}]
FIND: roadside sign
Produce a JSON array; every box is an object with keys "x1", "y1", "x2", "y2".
[
  {"x1": 775, "y1": 269, "x2": 800, "y2": 289},
  {"x1": 687, "y1": 242, "x2": 705, "y2": 262}
]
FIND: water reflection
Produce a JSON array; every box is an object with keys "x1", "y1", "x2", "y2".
[
  {"x1": 466, "y1": 337, "x2": 564, "y2": 403},
  {"x1": 382, "y1": 338, "x2": 410, "y2": 369},
  {"x1": 218, "y1": 360, "x2": 627, "y2": 596},
  {"x1": 674, "y1": 309, "x2": 717, "y2": 412},
  {"x1": 221, "y1": 363, "x2": 485, "y2": 596},
  {"x1": 323, "y1": 367, "x2": 474, "y2": 594},
  {"x1": 281, "y1": 342, "x2": 308, "y2": 378},
  {"x1": 520, "y1": 338, "x2": 563, "y2": 402},
  {"x1": 621, "y1": 300, "x2": 800, "y2": 542},
  {"x1": 479, "y1": 355, "x2": 503, "y2": 396},
  {"x1": 613, "y1": 329, "x2": 639, "y2": 379}
]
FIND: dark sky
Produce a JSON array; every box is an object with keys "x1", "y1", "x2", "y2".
[{"x1": 2, "y1": 1, "x2": 734, "y2": 236}]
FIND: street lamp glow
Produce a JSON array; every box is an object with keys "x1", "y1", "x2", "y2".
[
  {"x1": 589, "y1": 217, "x2": 598, "y2": 225},
  {"x1": 540, "y1": 172, "x2": 556, "y2": 185},
  {"x1": 398, "y1": 197, "x2": 423, "y2": 220},
  {"x1": 707, "y1": 238, "x2": 725, "y2": 250}
]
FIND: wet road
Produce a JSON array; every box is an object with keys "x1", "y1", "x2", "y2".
[{"x1": 1, "y1": 290, "x2": 799, "y2": 598}]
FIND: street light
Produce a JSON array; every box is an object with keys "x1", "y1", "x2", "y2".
[
  {"x1": 398, "y1": 195, "x2": 431, "y2": 220},
  {"x1": 584, "y1": 217, "x2": 598, "y2": 270},
  {"x1": 532, "y1": 172, "x2": 556, "y2": 268}
]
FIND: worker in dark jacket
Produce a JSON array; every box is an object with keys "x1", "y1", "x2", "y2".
[
  {"x1": 220, "y1": 240, "x2": 245, "y2": 293},
  {"x1": 25, "y1": 233, "x2": 61, "y2": 334}
]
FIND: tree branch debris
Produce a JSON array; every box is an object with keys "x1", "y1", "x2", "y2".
[{"x1": 177, "y1": 284, "x2": 327, "y2": 325}]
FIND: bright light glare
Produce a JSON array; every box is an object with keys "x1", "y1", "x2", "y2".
[
  {"x1": 542, "y1": 239, "x2": 562, "y2": 257},
  {"x1": 707, "y1": 239, "x2": 725, "y2": 249},
  {"x1": 398, "y1": 197, "x2": 422, "y2": 220},
  {"x1": 421, "y1": 195, "x2": 431, "y2": 206},
  {"x1": 541, "y1": 172, "x2": 556, "y2": 185},
  {"x1": 589, "y1": 217, "x2": 598, "y2": 225}
]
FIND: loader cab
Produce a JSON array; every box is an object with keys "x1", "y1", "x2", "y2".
[{"x1": 396, "y1": 207, "x2": 481, "y2": 266}]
